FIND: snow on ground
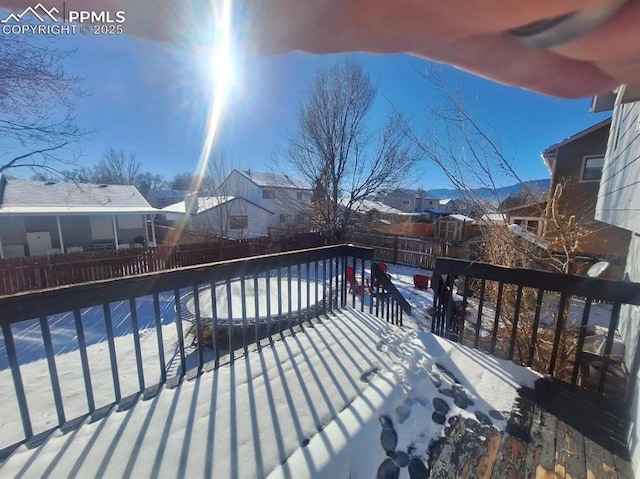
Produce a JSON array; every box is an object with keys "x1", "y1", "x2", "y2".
[{"x1": 0, "y1": 305, "x2": 541, "y2": 478}]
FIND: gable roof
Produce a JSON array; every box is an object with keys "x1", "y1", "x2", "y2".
[
  {"x1": 162, "y1": 196, "x2": 274, "y2": 215},
  {"x1": 438, "y1": 214, "x2": 475, "y2": 223},
  {"x1": 340, "y1": 198, "x2": 403, "y2": 215},
  {"x1": 233, "y1": 169, "x2": 310, "y2": 190},
  {"x1": 0, "y1": 177, "x2": 156, "y2": 215},
  {"x1": 542, "y1": 118, "x2": 612, "y2": 158}
]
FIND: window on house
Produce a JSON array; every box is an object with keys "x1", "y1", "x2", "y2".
[
  {"x1": 581, "y1": 155, "x2": 604, "y2": 181},
  {"x1": 279, "y1": 214, "x2": 289, "y2": 223},
  {"x1": 402, "y1": 200, "x2": 410, "y2": 206},
  {"x1": 295, "y1": 213, "x2": 307, "y2": 224},
  {"x1": 296, "y1": 191, "x2": 306, "y2": 201},
  {"x1": 262, "y1": 189, "x2": 275, "y2": 199},
  {"x1": 512, "y1": 218, "x2": 542, "y2": 235},
  {"x1": 229, "y1": 215, "x2": 248, "y2": 229}
]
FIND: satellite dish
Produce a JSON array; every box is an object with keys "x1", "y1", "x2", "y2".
[{"x1": 587, "y1": 261, "x2": 610, "y2": 278}]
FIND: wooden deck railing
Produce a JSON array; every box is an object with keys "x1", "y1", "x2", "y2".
[
  {"x1": 0, "y1": 244, "x2": 410, "y2": 458},
  {"x1": 431, "y1": 258, "x2": 640, "y2": 401}
]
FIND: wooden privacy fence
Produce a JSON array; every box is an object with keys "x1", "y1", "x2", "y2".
[
  {"x1": 0, "y1": 232, "x2": 329, "y2": 296},
  {"x1": 346, "y1": 232, "x2": 461, "y2": 270}
]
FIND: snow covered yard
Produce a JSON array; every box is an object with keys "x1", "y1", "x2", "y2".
[{"x1": 0, "y1": 303, "x2": 541, "y2": 478}]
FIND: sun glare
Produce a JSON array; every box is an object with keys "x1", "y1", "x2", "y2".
[{"x1": 195, "y1": 0, "x2": 234, "y2": 184}]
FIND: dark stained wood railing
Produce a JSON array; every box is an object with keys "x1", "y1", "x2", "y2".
[
  {"x1": 431, "y1": 258, "x2": 640, "y2": 401},
  {"x1": 0, "y1": 244, "x2": 410, "y2": 459}
]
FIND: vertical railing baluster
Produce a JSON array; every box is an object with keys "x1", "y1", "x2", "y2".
[
  {"x1": 240, "y1": 275, "x2": 248, "y2": 354},
  {"x1": 489, "y1": 283, "x2": 504, "y2": 355},
  {"x1": 173, "y1": 289, "x2": 186, "y2": 377},
  {"x1": 351, "y1": 256, "x2": 357, "y2": 309},
  {"x1": 386, "y1": 290, "x2": 391, "y2": 322},
  {"x1": 548, "y1": 292, "x2": 568, "y2": 376},
  {"x1": 572, "y1": 299, "x2": 593, "y2": 385},
  {"x1": 375, "y1": 284, "x2": 380, "y2": 318},
  {"x1": 597, "y1": 302, "x2": 622, "y2": 397},
  {"x1": 287, "y1": 266, "x2": 293, "y2": 332},
  {"x1": 314, "y1": 261, "x2": 319, "y2": 318},
  {"x1": 528, "y1": 289, "x2": 544, "y2": 367},
  {"x1": 128, "y1": 299, "x2": 146, "y2": 391},
  {"x1": 40, "y1": 316, "x2": 66, "y2": 426},
  {"x1": 297, "y1": 264, "x2": 302, "y2": 326},
  {"x1": 368, "y1": 260, "x2": 373, "y2": 316},
  {"x1": 277, "y1": 268, "x2": 283, "y2": 333},
  {"x1": 335, "y1": 257, "x2": 340, "y2": 310},
  {"x1": 322, "y1": 260, "x2": 327, "y2": 314},
  {"x1": 474, "y1": 279, "x2": 486, "y2": 350},
  {"x1": 265, "y1": 271, "x2": 272, "y2": 342},
  {"x1": 328, "y1": 260, "x2": 334, "y2": 312},
  {"x1": 191, "y1": 287, "x2": 204, "y2": 372},
  {"x1": 210, "y1": 281, "x2": 219, "y2": 368},
  {"x1": 444, "y1": 275, "x2": 455, "y2": 338},
  {"x1": 226, "y1": 278, "x2": 234, "y2": 363},
  {"x1": 74, "y1": 309, "x2": 96, "y2": 411},
  {"x1": 2, "y1": 323, "x2": 33, "y2": 440},
  {"x1": 360, "y1": 257, "x2": 366, "y2": 313},
  {"x1": 152, "y1": 294, "x2": 166, "y2": 383},
  {"x1": 508, "y1": 286, "x2": 524, "y2": 361},
  {"x1": 254, "y1": 275, "x2": 260, "y2": 350},
  {"x1": 306, "y1": 262, "x2": 311, "y2": 323},
  {"x1": 458, "y1": 276, "x2": 470, "y2": 343}
]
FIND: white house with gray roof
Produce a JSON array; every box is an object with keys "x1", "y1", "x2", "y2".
[
  {"x1": 219, "y1": 169, "x2": 312, "y2": 230},
  {"x1": 0, "y1": 174, "x2": 157, "y2": 257},
  {"x1": 162, "y1": 193, "x2": 273, "y2": 239}
]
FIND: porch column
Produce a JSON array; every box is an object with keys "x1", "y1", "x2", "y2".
[
  {"x1": 144, "y1": 214, "x2": 150, "y2": 244},
  {"x1": 0, "y1": 232, "x2": 4, "y2": 259},
  {"x1": 151, "y1": 215, "x2": 157, "y2": 245},
  {"x1": 112, "y1": 215, "x2": 119, "y2": 250},
  {"x1": 56, "y1": 216, "x2": 65, "y2": 253}
]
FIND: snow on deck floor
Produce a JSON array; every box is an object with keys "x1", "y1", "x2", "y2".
[{"x1": 0, "y1": 308, "x2": 541, "y2": 479}]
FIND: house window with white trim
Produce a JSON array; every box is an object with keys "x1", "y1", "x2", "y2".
[
  {"x1": 262, "y1": 189, "x2": 275, "y2": 199},
  {"x1": 512, "y1": 217, "x2": 542, "y2": 236},
  {"x1": 581, "y1": 155, "x2": 604, "y2": 182},
  {"x1": 402, "y1": 199, "x2": 410, "y2": 206},
  {"x1": 229, "y1": 215, "x2": 248, "y2": 229}
]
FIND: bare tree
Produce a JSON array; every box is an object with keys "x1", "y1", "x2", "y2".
[
  {"x1": 0, "y1": 37, "x2": 85, "y2": 176},
  {"x1": 279, "y1": 60, "x2": 418, "y2": 239},
  {"x1": 91, "y1": 148, "x2": 141, "y2": 185}
]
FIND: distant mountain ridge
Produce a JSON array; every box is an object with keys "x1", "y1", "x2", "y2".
[{"x1": 427, "y1": 179, "x2": 550, "y2": 202}]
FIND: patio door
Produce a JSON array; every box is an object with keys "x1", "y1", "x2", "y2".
[{"x1": 26, "y1": 231, "x2": 53, "y2": 256}]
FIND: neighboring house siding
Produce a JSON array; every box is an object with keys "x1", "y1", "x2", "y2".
[
  {"x1": 595, "y1": 101, "x2": 640, "y2": 232},
  {"x1": 594, "y1": 96, "x2": 640, "y2": 477},
  {"x1": 549, "y1": 121, "x2": 631, "y2": 257},
  {"x1": 190, "y1": 198, "x2": 271, "y2": 239}
]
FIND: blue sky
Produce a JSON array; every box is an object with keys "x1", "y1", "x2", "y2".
[{"x1": 18, "y1": 31, "x2": 611, "y2": 189}]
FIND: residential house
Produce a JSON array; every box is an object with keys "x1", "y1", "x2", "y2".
[
  {"x1": 541, "y1": 118, "x2": 631, "y2": 258},
  {"x1": 219, "y1": 170, "x2": 312, "y2": 230},
  {"x1": 436, "y1": 214, "x2": 475, "y2": 243},
  {"x1": 146, "y1": 189, "x2": 188, "y2": 209},
  {"x1": 162, "y1": 192, "x2": 273, "y2": 239},
  {"x1": 593, "y1": 85, "x2": 640, "y2": 475},
  {"x1": 0, "y1": 174, "x2": 157, "y2": 258},
  {"x1": 438, "y1": 198, "x2": 457, "y2": 214},
  {"x1": 379, "y1": 188, "x2": 440, "y2": 213}
]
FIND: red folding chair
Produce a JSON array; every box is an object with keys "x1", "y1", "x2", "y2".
[{"x1": 346, "y1": 265, "x2": 366, "y2": 295}]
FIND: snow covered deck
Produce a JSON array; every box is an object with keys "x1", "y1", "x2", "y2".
[{"x1": 1, "y1": 306, "x2": 631, "y2": 478}]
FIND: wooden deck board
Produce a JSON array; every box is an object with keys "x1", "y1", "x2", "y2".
[{"x1": 426, "y1": 380, "x2": 635, "y2": 479}]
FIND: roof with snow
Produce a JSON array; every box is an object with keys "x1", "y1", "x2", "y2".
[
  {"x1": 234, "y1": 169, "x2": 310, "y2": 190},
  {"x1": 439, "y1": 214, "x2": 475, "y2": 223},
  {"x1": 0, "y1": 176, "x2": 156, "y2": 215},
  {"x1": 478, "y1": 213, "x2": 507, "y2": 223},
  {"x1": 439, "y1": 199, "x2": 454, "y2": 206},
  {"x1": 162, "y1": 196, "x2": 273, "y2": 215},
  {"x1": 341, "y1": 198, "x2": 404, "y2": 215}
]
